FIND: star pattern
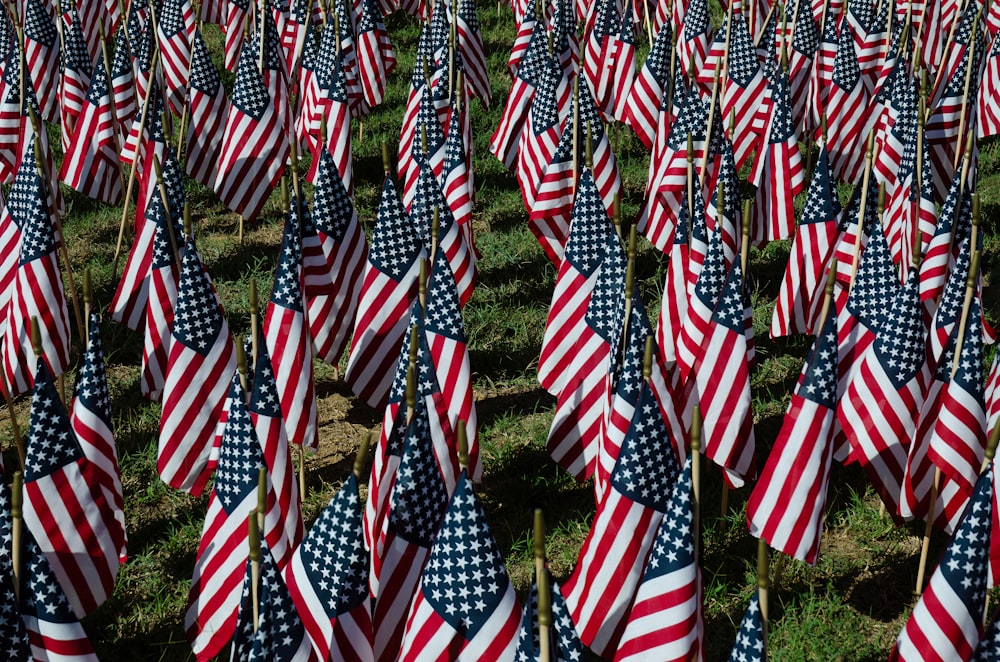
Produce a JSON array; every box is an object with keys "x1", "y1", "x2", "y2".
[
  {"x1": 8, "y1": 142, "x2": 50, "y2": 258},
  {"x1": 299, "y1": 475, "x2": 371, "y2": 615},
  {"x1": 159, "y1": 0, "x2": 187, "y2": 37},
  {"x1": 644, "y1": 21, "x2": 673, "y2": 88},
  {"x1": 728, "y1": 590, "x2": 765, "y2": 662},
  {"x1": 386, "y1": 309, "x2": 440, "y2": 405},
  {"x1": 832, "y1": 26, "x2": 860, "y2": 91},
  {"x1": 610, "y1": 380, "x2": 680, "y2": 510},
  {"x1": 952, "y1": 299, "x2": 984, "y2": 394},
  {"x1": 172, "y1": 240, "x2": 226, "y2": 355},
  {"x1": 769, "y1": 72, "x2": 795, "y2": 144},
  {"x1": 409, "y1": 162, "x2": 453, "y2": 246},
  {"x1": 315, "y1": 21, "x2": 341, "y2": 90},
  {"x1": 412, "y1": 84, "x2": 446, "y2": 164},
  {"x1": 232, "y1": 39, "x2": 271, "y2": 121},
  {"x1": 610, "y1": 296, "x2": 654, "y2": 414},
  {"x1": 189, "y1": 30, "x2": 221, "y2": 94},
  {"x1": 422, "y1": 473, "x2": 512, "y2": 638},
  {"x1": 388, "y1": 397, "x2": 449, "y2": 546},
  {"x1": 24, "y1": 0, "x2": 57, "y2": 47},
  {"x1": 426, "y1": 251, "x2": 466, "y2": 342},
  {"x1": 149, "y1": 196, "x2": 177, "y2": 271},
  {"x1": 250, "y1": 342, "x2": 283, "y2": 419},
  {"x1": 75, "y1": 314, "x2": 112, "y2": 427},
  {"x1": 792, "y1": 1, "x2": 818, "y2": 56},
  {"x1": 801, "y1": 308, "x2": 839, "y2": 408},
  {"x1": 369, "y1": 177, "x2": 422, "y2": 278},
  {"x1": 516, "y1": 22, "x2": 549, "y2": 87},
  {"x1": 22, "y1": 535, "x2": 78, "y2": 625},
  {"x1": 872, "y1": 268, "x2": 925, "y2": 389},
  {"x1": 24, "y1": 365, "x2": 84, "y2": 482},
  {"x1": 693, "y1": 225, "x2": 728, "y2": 307},
  {"x1": 214, "y1": 375, "x2": 264, "y2": 516},
  {"x1": 728, "y1": 15, "x2": 760, "y2": 88},
  {"x1": 712, "y1": 263, "x2": 748, "y2": 334},
  {"x1": 61, "y1": 5, "x2": 92, "y2": 74},
  {"x1": 973, "y1": 606, "x2": 1000, "y2": 660},
  {"x1": 270, "y1": 210, "x2": 305, "y2": 313},
  {"x1": 845, "y1": 225, "x2": 897, "y2": 332},
  {"x1": 682, "y1": 0, "x2": 709, "y2": 42},
  {"x1": 162, "y1": 152, "x2": 186, "y2": 228},
  {"x1": 847, "y1": 0, "x2": 874, "y2": 33},
  {"x1": 312, "y1": 151, "x2": 356, "y2": 242},
  {"x1": 0, "y1": 473, "x2": 28, "y2": 658},
  {"x1": 934, "y1": 466, "x2": 992, "y2": 616},
  {"x1": 532, "y1": 58, "x2": 562, "y2": 135},
  {"x1": 564, "y1": 169, "x2": 611, "y2": 275},
  {"x1": 933, "y1": 238, "x2": 971, "y2": 330},
  {"x1": 515, "y1": 571, "x2": 584, "y2": 661},
  {"x1": 667, "y1": 86, "x2": 708, "y2": 153},
  {"x1": 644, "y1": 458, "x2": 695, "y2": 580},
  {"x1": 800, "y1": 148, "x2": 841, "y2": 225},
  {"x1": 585, "y1": 233, "x2": 627, "y2": 345}
]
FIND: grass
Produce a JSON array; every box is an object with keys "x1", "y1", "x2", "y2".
[{"x1": 2, "y1": 1, "x2": 999, "y2": 660}]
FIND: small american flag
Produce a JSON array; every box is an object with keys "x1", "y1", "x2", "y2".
[
  {"x1": 528, "y1": 120, "x2": 575, "y2": 266},
  {"x1": 978, "y1": 33, "x2": 1000, "y2": 138},
  {"x1": 23, "y1": 0, "x2": 60, "y2": 124},
  {"x1": 0, "y1": 473, "x2": 30, "y2": 657},
  {"x1": 185, "y1": 28, "x2": 230, "y2": 190},
  {"x1": 306, "y1": 48, "x2": 354, "y2": 195},
  {"x1": 655, "y1": 180, "x2": 695, "y2": 365},
  {"x1": 490, "y1": 22, "x2": 547, "y2": 169},
  {"x1": 284, "y1": 473, "x2": 372, "y2": 660},
  {"x1": 109, "y1": 26, "x2": 135, "y2": 129},
  {"x1": 607, "y1": 5, "x2": 637, "y2": 122},
  {"x1": 728, "y1": 590, "x2": 766, "y2": 661},
  {"x1": 398, "y1": 471, "x2": 521, "y2": 660},
  {"x1": 456, "y1": 0, "x2": 490, "y2": 107},
  {"x1": 788, "y1": 0, "x2": 818, "y2": 136},
  {"x1": 517, "y1": 58, "x2": 567, "y2": 211},
  {"x1": 826, "y1": 24, "x2": 873, "y2": 184},
  {"x1": 622, "y1": 19, "x2": 673, "y2": 151},
  {"x1": 516, "y1": 569, "x2": 586, "y2": 660},
  {"x1": 918, "y1": 171, "x2": 971, "y2": 305},
  {"x1": 158, "y1": 0, "x2": 196, "y2": 116},
  {"x1": 675, "y1": 0, "x2": 711, "y2": 82},
  {"x1": 675, "y1": 220, "x2": 728, "y2": 384},
  {"x1": 356, "y1": 0, "x2": 395, "y2": 108},
  {"x1": 722, "y1": 13, "x2": 770, "y2": 171},
  {"x1": 59, "y1": 3, "x2": 93, "y2": 145}
]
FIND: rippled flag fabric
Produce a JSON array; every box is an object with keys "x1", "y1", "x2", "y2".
[
  {"x1": 516, "y1": 569, "x2": 586, "y2": 661},
  {"x1": 399, "y1": 471, "x2": 521, "y2": 661},
  {"x1": 59, "y1": 4, "x2": 93, "y2": 149},
  {"x1": 22, "y1": 362, "x2": 120, "y2": 618},
  {"x1": 727, "y1": 590, "x2": 765, "y2": 661},
  {"x1": 490, "y1": 21, "x2": 547, "y2": 169},
  {"x1": 306, "y1": 49, "x2": 354, "y2": 195},
  {"x1": 622, "y1": 19, "x2": 672, "y2": 151},
  {"x1": 284, "y1": 474, "x2": 373, "y2": 660},
  {"x1": 356, "y1": 0, "x2": 395, "y2": 108},
  {"x1": 0, "y1": 471, "x2": 30, "y2": 658},
  {"x1": 158, "y1": 0, "x2": 195, "y2": 116},
  {"x1": 517, "y1": 58, "x2": 567, "y2": 211},
  {"x1": 157, "y1": 237, "x2": 236, "y2": 496},
  {"x1": 23, "y1": 0, "x2": 60, "y2": 124},
  {"x1": 456, "y1": 0, "x2": 490, "y2": 107},
  {"x1": 185, "y1": 29, "x2": 230, "y2": 190}
]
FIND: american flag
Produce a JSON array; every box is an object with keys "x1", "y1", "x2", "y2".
[
  {"x1": 607, "y1": 5, "x2": 637, "y2": 122},
  {"x1": 158, "y1": 0, "x2": 196, "y2": 116},
  {"x1": 456, "y1": 0, "x2": 491, "y2": 107},
  {"x1": 789, "y1": 0, "x2": 818, "y2": 137},
  {"x1": 109, "y1": 25, "x2": 135, "y2": 130},
  {"x1": 750, "y1": 66, "x2": 805, "y2": 246},
  {"x1": 22, "y1": 361, "x2": 120, "y2": 618},
  {"x1": 442, "y1": 97, "x2": 475, "y2": 247},
  {"x1": 282, "y1": 0, "x2": 312, "y2": 77},
  {"x1": 119, "y1": 57, "x2": 158, "y2": 168},
  {"x1": 185, "y1": 374, "x2": 268, "y2": 661},
  {"x1": 248, "y1": 340, "x2": 304, "y2": 569},
  {"x1": 892, "y1": 465, "x2": 992, "y2": 660},
  {"x1": 655, "y1": 179, "x2": 696, "y2": 366},
  {"x1": 71, "y1": 313, "x2": 127, "y2": 566},
  {"x1": 694, "y1": 261, "x2": 756, "y2": 488},
  {"x1": 302, "y1": 150, "x2": 366, "y2": 366},
  {"x1": 988, "y1": 351, "x2": 1000, "y2": 442},
  {"x1": 0, "y1": 43, "x2": 29, "y2": 183},
  {"x1": 748, "y1": 303, "x2": 839, "y2": 565},
  {"x1": 398, "y1": 471, "x2": 521, "y2": 660},
  {"x1": 59, "y1": 3, "x2": 93, "y2": 144},
  {"x1": 23, "y1": 0, "x2": 60, "y2": 124},
  {"x1": 770, "y1": 144, "x2": 841, "y2": 338},
  {"x1": 537, "y1": 168, "x2": 612, "y2": 397},
  {"x1": 294, "y1": 23, "x2": 321, "y2": 150},
  {"x1": 695, "y1": 16, "x2": 728, "y2": 97},
  {"x1": 20, "y1": 531, "x2": 98, "y2": 661},
  {"x1": 329, "y1": 0, "x2": 366, "y2": 117},
  {"x1": 622, "y1": 19, "x2": 673, "y2": 151},
  {"x1": 215, "y1": 24, "x2": 290, "y2": 222},
  {"x1": 974, "y1": 612, "x2": 1000, "y2": 660},
  {"x1": 723, "y1": 13, "x2": 770, "y2": 171},
  {"x1": 224, "y1": 0, "x2": 249, "y2": 72},
  {"x1": 397, "y1": 33, "x2": 432, "y2": 195},
  {"x1": 838, "y1": 264, "x2": 928, "y2": 515},
  {"x1": 919, "y1": 171, "x2": 971, "y2": 305},
  {"x1": 185, "y1": 28, "x2": 230, "y2": 190},
  {"x1": 978, "y1": 32, "x2": 1000, "y2": 138},
  {"x1": 549, "y1": 231, "x2": 625, "y2": 482},
  {"x1": 675, "y1": 0, "x2": 711, "y2": 82},
  {"x1": 344, "y1": 176, "x2": 423, "y2": 409},
  {"x1": 402, "y1": 87, "x2": 446, "y2": 210},
  {"x1": 826, "y1": 18, "x2": 873, "y2": 184},
  {"x1": 157, "y1": 237, "x2": 236, "y2": 496},
  {"x1": 578, "y1": 79, "x2": 622, "y2": 215},
  {"x1": 264, "y1": 201, "x2": 318, "y2": 451},
  {"x1": 809, "y1": 4, "x2": 839, "y2": 145},
  {"x1": 306, "y1": 49, "x2": 354, "y2": 195},
  {"x1": 858, "y1": 0, "x2": 890, "y2": 94},
  {"x1": 508, "y1": 0, "x2": 537, "y2": 75},
  {"x1": 0, "y1": 177, "x2": 18, "y2": 343},
  {"x1": 425, "y1": 249, "x2": 479, "y2": 480},
  {"x1": 616, "y1": 456, "x2": 702, "y2": 662},
  {"x1": 284, "y1": 474, "x2": 372, "y2": 660},
  {"x1": 1, "y1": 138, "x2": 70, "y2": 399},
  {"x1": 528, "y1": 120, "x2": 575, "y2": 266},
  {"x1": 490, "y1": 21, "x2": 547, "y2": 169},
  {"x1": 231, "y1": 537, "x2": 313, "y2": 660},
  {"x1": 728, "y1": 590, "x2": 766, "y2": 661},
  {"x1": 584, "y1": 0, "x2": 620, "y2": 117},
  {"x1": 356, "y1": 0, "x2": 395, "y2": 108},
  {"x1": 373, "y1": 396, "x2": 451, "y2": 660},
  {"x1": 518, "y1": 58, "x2": 567, "y2": 211},
  {"x1": 60, "y1": 52, "x2": 122, "y2": 205},
  {"x1": 365, "y1": 399, "x2": 407, "y2": 587},
  {"x1": 675, "y1": 220, "x2": 728, "y2": 384},
  {"x1": 515, "y1": 569, "x2": 586, "y2": 660},
  {"x1": 564, "y1": 380, "x2": 681, "y2": 657}
]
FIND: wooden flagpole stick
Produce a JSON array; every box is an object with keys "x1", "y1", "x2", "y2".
[
  {"x1": 534, "y1": 508, "x2": 552, "y2": 662},
  {"x1": 848, "y1": 132, "x2": 878, "y2": 290},
  {"x1": 431, "y1": 207, "x2": 440, "y2": 262},
  {"x1": 915, "y1": 247, "x2": 980, "y2": 595},
  {"x1": 114, "y1": 50, "x2": 161, "y2": 273},
  {"x1": 982, "y1": 419, "x2": 1000, "y2": 623},
  {"x1": 686, "y1": 134, "x2": 694, "y2": 221},
  {"x1": 382, "y1": 139, "x2": 392, "y2": 180},
  {"x1": 927, "y1": 0, "x2": 976, "y2": 102},
  {"x1": 248, "y1": 506, "x2": 262, "y2": 632},
  {"x1": 98, "y1": 21, "x2": 129, "y2": 197},
  {"x1": 457, "y1": 418, "x2": 469, "y2": 473},
  {"x1": 11, "y1": 471, "x2": 22, "y2": 603},
  {"x1": 758, "y1": 538, "x2": 770, "y2": 648},
  {"x1": 250, "y1": 279, "x2": 260, "y2": 369},
  {"x1": 258, "y1": 0, "x2": 267, "y2": 74},
  {"x1": 28, "y1": 109, "x2": 85, "y2": 345},
  {"x1": 405, "y1": 325, "x2": 419, "y2": 424},
  {"x1": 665, "y1": 30, "x2": 678, "y2": 118},
  {"x1": 353, "y1": 431, "x2": 372, "y2": 481},
  {"x1": 741, "y1": 199, "x2": 752, "y2": 286},
  {"x1": 83, "y1": 269, "x2": 92, "y2": 347},
  {"x1": 621, "y1": 224, "x2": 637, "y2": 369},
  {"x1": 53, "y1": 0, "x2": 75, "y2": 138},
  {"x1": 753, "y1": 0, "x2": 779, "y2": 48},
  {"x1": 572, "y1": 76, "x2": 580, "y2": 197},
  {"x1": 612, "y1": 193, "x2": 622, "y2": 243},
  {"x1": 236, "y1": 336, "x2": 250, "y2": 397},
  {"x1": 690, "y1": 405, "x2": 702, "y2": 560},
  {"x1": 952, "y1": 14, "x2": 980, "y2": 170},
  {"x1": 418, "y1": 258, "x2": 429, "y2": 311}
]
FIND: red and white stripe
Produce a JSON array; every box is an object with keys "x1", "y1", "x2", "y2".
[
  {"x1": 141, "y1": 249, "x2": 179, "y2": 402},
  {"x1": 185, "y1": 30, "x2": 230, "y2": 189},
  {"x1": 158, "y1": 0, "x2": 196, "y2": 116}
]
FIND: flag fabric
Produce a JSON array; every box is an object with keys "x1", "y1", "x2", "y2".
[
  {"x1": 978, "y1": 32, "x2": 1000, "y2": 138},
  {"x1": 825, "y1": 20, "x2": 871, "y2": 184},
  {"x1": 607, "y1": 5, "x2": 637, "y2": 122},
  {"x1": 401, "y1": 88, "x2": 445, "y2": 211},
  {"x1": 564, "y1": 379, "x2": 682, "y2": 658},
  {"x1": 919, "y1": 172, "x2": 971, "y2": 306},
  {"x1": 158, "y1": 0, "x2": 196, "y2": 116},
  {"x1": 516, "y1": 569, "x2": 586, "y2": 661},
  {"x1": 808, "y1": 0, "x2": 839, "y2": 133},
  {"x1": 577, "y1": 80, "x2": 622, "y2": 217},
  {"x1": 694, "y1": 261, "x2": 756, "y2": 488},
  {"x1": 527, "y1": 119, "x2": 576, "y2": 266},
  {"x1": 442, "y1": 96, "x2": 475, "y2": 247},
  {"x1": 0, "y1": 471, "x2": 31, "y2": 659},
  {"x1": 215, "y1": 24, "x2": 290, "y2": 221},
  {"x1": 748, "y1": 302, "x2": 839, "y2": 564},
  {"x1": 59, "y1": 5, "x2": 93, "y2": 146},
  {"x1": 60, "y1": 51, "x2": 122, "y2": 206},
  {"x1": 675, "y1": 219, "x2": 728, "y2": 384},
  {"x1": 490, "y1": 21, "x2": 547, "y2": 169},
  {"x1": 398, "y1": 471, "x2": 521, "y2": 661},
  {"x1": 307, "y1": 49, "x2": 354, "y2": 195},
  {"x1": 676, "y1": 0, "x2": 711, "y2": 81},
  {"x1": 372, "y1": 397, "x2": 451, "y2": 660},
  {"x1": 264, "y1": 199, "x2": 318, "y2": 451},
  {"x1": 356, "y1": 0, "x2": 395, "y2": 108},
  {"x1": 655, "y1": 176, "x2": 699, "y2": 366},
  {"x1": 344, "y1": 176, "x2": 424, "y2": 409},
  {"x1": 230, "y1": 537, "x2": 314, "y2": 661},
  {"x1": 20, "y1": 531, "x2": 98, "y2": 661},
  {"x1": 788, "y1": 0, "x2": 819, "y2": 136},
  {"x1": 723, "y1": 13, "x2": 770, "y2": 171},
  {"x1": 2, "y1": 138, "x2": 70, "y2": 399},
  {"x1": 728, "y1": 590, "x2": 766, "y2": 661},
  {"x1": 770, "y1": 144, "x2": 841, "y2": 338},
  {"x1": 838, "y1": 264, "x2": 927, "y2": 515},
  {"x1": 22, "y1": 362, "x2": 120, "y2": 618},
  {"x1": 185, "y1": 28, "x2": 230, "y2": 190},
  {"x1": 224, "y1": 0, "x2": 250, "y2": 72},
  {"x1": 23, "y1": 0, "x2": 60, "y2": 124},
  {"x1": 615, "y1": 457, "x2": 702, "y2": 662},
  {"x1": 622, "y1": 19, "x2": 673, "y2": 151},
  {"x1": 456, "y1": 0, "x2": 491, "y2": 107},
  {"x1": 517, "y1": 58, "x2": 566, "y2": 211},
  {"x1": 891, "y1": 465, "x2": 992, "y2": 660},
  {"x1": 301, "y1": 150, "x2": 367, "y2": 366},
  {"x1": 157, "y1": 237, "x2": 236, "y2": 496},
  {"x1": 72, "y1": 313, "x2": 127, "y2": 566}
]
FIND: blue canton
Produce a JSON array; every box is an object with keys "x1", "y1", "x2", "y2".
[
  {"x1": 172, "y1": 239, "x2": 226, "y2": 355},
  {"x1": 270, "y1": 208, "x2": 305, "y2": 313},
  {"x1": 610, "y1": 381, "x2": 680, "y2": 510},
  {"x1": 585, "y1": 233, "x2": 627, "y2": 345},
  {"x1": 643, "y1": 457, "x2": 695, "y2": 580},
  {"x1": 24, "y1": 365, "x2": 83, "y2": 483},
  {"x1": 75, "y1": 314, "x2": 113, "y2": 427},
  {"x1": 369, "y1": 177, "x2": 422, "y2": 278},
  {"x1": 728, "y1": 589, "x2": 766, "y2": 662},
  {"x1": 564, "y1": 169, "x2": 611, "y2": 275},
  {"x1": 388, "y1": 397, "x2": 449, "y2": 546},
  {"x1": 426, "y1": 251, "x2": 466, "y2": 343},
  {"x1": 214, "y1": 375, "x2": 264, "y2": 516},
  {"x1": 312, "y1": 151, "x2": 356, "y2": 242}
]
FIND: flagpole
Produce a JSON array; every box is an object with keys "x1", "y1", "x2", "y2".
[
  {"x1": 353, "y1": 431, "x2": 372, "y2": 481},
  {"x1": 757, "y1": 538, "x2": 770, "y2": 649},
  {"x1": 534, "y1": 508, "x2": 552, "y2": 662},
  {"x1": 83, "y1": 269, "x2": 92, "y2": 346},
  {"x1": 236, "y1": 336, "x2": 250, "y2": 397},
  {"x1": 28, "y1": 109, "x2": 85, "y2": 346},
  {"x1": 752, "y1": 0, "x2": 779, "y2": 48},
  {"x1": 927, "y1": 0, "x2": 976, "y2": 103},
  {"x1": 114, "y1": 50, "x2": 161, "y2": 274},
  {"x1": 700, "y1": 9, "x2": 728, "y2": 190},
  {"x1": 571, "y1": 76, "x2": 580, "y2": 198},
  {"x1": 250, "y1": 279, "x2": 260, "y2": 368},
  {"x1": 248, "y1": 507, "x2": 262, "y2": 632},
  {"x1": 690, "y1": 404, "x2": 702, "y2": 560},
  {"x1": 11, "y1": 471, "x2": 22, "y2": 604},
  {"x1": 848, "y1": 132, "x2": 877, "y2": 290},
  {"x1": 915, "y1": 247, "x2": 980, "y2": 595},
  {"x1": 406, "y1": 325, "x2": 419, "y2": 425}
]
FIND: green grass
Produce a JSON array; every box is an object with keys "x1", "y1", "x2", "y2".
[{"x1": 3, "y1": 1, "x2": 1000, "y2": 660}]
